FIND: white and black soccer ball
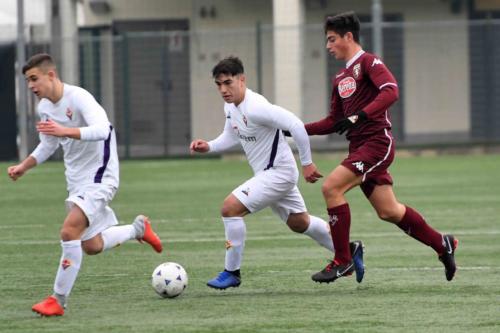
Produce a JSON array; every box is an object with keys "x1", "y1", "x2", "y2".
[{"x1": 151, "y1": 262, "x2": 188, "y2": 298}]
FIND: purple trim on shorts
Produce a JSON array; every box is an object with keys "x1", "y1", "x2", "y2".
[
  {"x1": 264, "y1": 129, "x2": 280, "y2": 170},
  {"x1": 94, "y1": 125, "x2": 113, "y2": 183}
]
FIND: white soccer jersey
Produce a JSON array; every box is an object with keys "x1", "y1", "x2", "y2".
[
  {"x1": 208, "y1": 88, "x2": 312, "y2": 174},
  {"x1": 30, "y1": 84, "x2": 119, "y2": 193}
]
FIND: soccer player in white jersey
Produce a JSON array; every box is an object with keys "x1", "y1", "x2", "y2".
[
  {"x1": 190, "y1": 56, "x2": 365, "y2": 289},
  {"x1": 7, "y1": 53, "x2": 163, "y2": 316}
]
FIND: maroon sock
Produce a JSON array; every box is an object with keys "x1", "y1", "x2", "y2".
[
  {"x1": 397, "y1": 206, "x2": 444, "y2": 253},
  {"x1": 327, "y1": 203, "x2": 351, "y2": 264}
]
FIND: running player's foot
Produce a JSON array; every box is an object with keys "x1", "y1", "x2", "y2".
[
  {"x1": 311, "y1": 260, "x2": 354, "y2": 283},
  {"x1": 32, "y1": 296, "x2": 64, "y2": 317},
  {"x1": 207, "y1": 270, "x2": 241, "y2": 290},
  {"x1": 439, "y1": 234, "x2": 458, "y2": 281},
  {"x1": 134, "y1": 215, "x2": 163, "y2": 253},
  {"x1": 350, "y1": 240, "x2": 365, "y2": 283}
]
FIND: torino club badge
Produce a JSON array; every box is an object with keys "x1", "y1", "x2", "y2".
[{"x1": 353, "y1": 63, "x2": 361, "y2": 79}]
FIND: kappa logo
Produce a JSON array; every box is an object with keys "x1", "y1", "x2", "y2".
[
  {"x1": 243, "y1": 114, "x2": 248, "y2": 126},
  {"x1": 61, "y1": 259, "x2": 72, "y2": 270},
  {"x1": 372, "y1": 58, "x2": 383, "y2": 67},
  {"x1": 352, "y1": 161, "x2": 364, "y2": 173},
  {"x1": 66, "y1": 108, "x2": 73, "y2": 120},
  {"x1": 241, "y1": 187, "x2": 250, "y2": 196},
  {"x1": 338, "y1": 77, "x2": 356, "y2": 98}
]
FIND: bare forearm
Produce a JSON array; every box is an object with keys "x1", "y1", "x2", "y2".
[{"x1": 21, "y1": 155, "x2": 38, "y2": 170}]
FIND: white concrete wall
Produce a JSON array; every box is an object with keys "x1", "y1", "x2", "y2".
[
  {"x1": 79, "y1": 0, "x2": 471, "y2": 143},
  {"x1": 400, "y1": 1, "x2": 470, "y2": 138}
]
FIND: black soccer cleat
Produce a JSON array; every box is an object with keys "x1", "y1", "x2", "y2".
[
  {"x1": 311, "y1": 260, "x2": 354, "y2": 283},
  {"x1": 439, "y1": 234, "x2": 458, "y2": 281},
  {"x1": 350, "y1": 240, "x2": 365, "y2": 283}
]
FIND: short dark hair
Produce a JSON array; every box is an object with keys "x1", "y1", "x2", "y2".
[
  {"x1": 324, "y1": 11, "x2": 361, "y2": 43},
  {"x1": 22, "y1": 53, "x2": 56, "y2": 74},
  {"x1": 212, "y1": 56, "x2": 244, "y2": 78}
]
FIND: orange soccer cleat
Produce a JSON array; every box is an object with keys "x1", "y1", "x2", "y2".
[
  {"x1": 134, "y1": 215, "x2": 163, "y2": 253},
  {"x1": 32, "y1": 296, "x2": 64, "y2": 317}
]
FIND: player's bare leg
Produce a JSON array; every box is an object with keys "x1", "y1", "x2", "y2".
[{"x1": 369, "y1": 185, "x2": 458, "y2": 281}]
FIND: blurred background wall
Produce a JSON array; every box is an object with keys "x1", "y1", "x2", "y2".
[{"x1": 2, "y1": 0, "x2": 500, "y2": 159}]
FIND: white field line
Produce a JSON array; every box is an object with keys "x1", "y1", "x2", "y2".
[
  {"x1": 15, "y1": 266, "x2": 499, "y2": 281},
  {"x1": 0, "y1": 228, "x2": 499, "y2": 245}
]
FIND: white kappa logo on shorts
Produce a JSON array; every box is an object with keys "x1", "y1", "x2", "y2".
[{"x1": 352, "y1": 161, "x2": 364, "y2": 173}]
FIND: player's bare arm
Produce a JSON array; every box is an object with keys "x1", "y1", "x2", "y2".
[
  {"x1": 190, "y1": 139, "x2": 210, "y2": 154},
  {"x1": 36, "y1": 119, "x2": 81, "y2": 139},
  {"x1": 7, "y1": 156, "x2": 37, "y2": 181}
]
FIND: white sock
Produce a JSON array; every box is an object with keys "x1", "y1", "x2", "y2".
[
  {"x1": 303, "y1": 215, "x2": 334, "y2": 252},
  {"x1": 101, "y1": 225, "x2": 136, "y2": 251},
  {"x1": 53, "y1": 240, "x2": 82, "y2": 297},
  {"x1": 223, "y1": 217, "x2": 246, "y2": 271}
]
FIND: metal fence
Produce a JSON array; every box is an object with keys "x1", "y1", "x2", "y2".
[{"x1": 16, "y1": 19, "x2": 500, "y2": 158}]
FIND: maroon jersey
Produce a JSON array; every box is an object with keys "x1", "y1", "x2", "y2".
[{"x1": 305, "y1": 51, "x2": 399, "y2": 141}]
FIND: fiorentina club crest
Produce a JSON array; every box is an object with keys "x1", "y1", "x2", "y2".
[
  {"x1": 61, "y1": 259, "x2": 72, "y2": 270},
  {"x1": 338, "y1": 77, "x2": 356, "y2": 98},
  {"x1": 66, "y1": 107, "x2": 73, "y2": 120},
  {"x1": 353, "y1": 63, "x2": 361, "y2": 79}
]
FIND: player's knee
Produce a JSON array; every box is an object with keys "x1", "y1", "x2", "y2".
[
  {"x1": 220, "y1": 202, "x2": 237, "y2": 217},
  {"x1": 321, "y1": 182, "x2": 341, "y2": 201},
  {"x1": 59, "y1": 227, "x2": 79, "y2": 242},
  {"x1": 287, "y1": 222, "x2": 307, "y2": 233},
  {"x1": 286, "y1": 215, "x2": 308, "y2": 233},
  {"x1": 82, "y1": 243, "x2": 102, "y2": 255},
  {"x1": 376, "y1": 208, "x2": 400, "y2": 223}
]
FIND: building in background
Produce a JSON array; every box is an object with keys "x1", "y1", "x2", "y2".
[{"x1": 2, "y1": 0, "x2": 500, "y2": 160}]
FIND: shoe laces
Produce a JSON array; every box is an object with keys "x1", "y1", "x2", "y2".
[
  {"x1": 324, "y1": 260, "x2": 340, "y2": 272},
  {"x1": 217, "y1": 271, "x2": 232, "y2": 281}
]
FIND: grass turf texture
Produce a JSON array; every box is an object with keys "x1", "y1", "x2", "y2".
[{"x1": 0, "y1": 154, "x2": 499, "y2": 332}]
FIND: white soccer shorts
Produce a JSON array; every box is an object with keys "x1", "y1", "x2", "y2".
[
  {"x1": 232, "y1": 166, "x2": 307, "y2": 222},
  {"x1": 65, "y1": 184, "x2": 119, "y2": 241}
]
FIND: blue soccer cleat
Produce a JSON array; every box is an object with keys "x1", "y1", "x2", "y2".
[
  {"x1": 350, "y1": 240, "x2": 365, "y2": 283},
  {"x1": 207, "y1": 270, "x2": 241, "y2": 290}
]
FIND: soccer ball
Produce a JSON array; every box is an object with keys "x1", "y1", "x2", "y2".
[{"x1": 151, "y1": 262, "x2": 188, "y2": 298}]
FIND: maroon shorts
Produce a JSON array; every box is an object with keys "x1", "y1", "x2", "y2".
[{"x1": 341, "y1": 129, "x2": 395, "y2": 198}]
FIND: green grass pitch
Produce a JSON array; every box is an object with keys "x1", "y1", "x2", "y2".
[{"x1": 1, "y1": 154, "x2": 499, "y2": 332}]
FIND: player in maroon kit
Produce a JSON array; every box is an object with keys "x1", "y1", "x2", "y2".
[{"x1": 304, "y1": 12, "x2": 458, "y2": 283}]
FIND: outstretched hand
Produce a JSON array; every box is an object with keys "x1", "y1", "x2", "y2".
[
  {"x1": 7, "y1": 164, "x2": 26, "y2": 181},
  {"x1": 190, "y1": 139, "x2": 210, "y2": 154},
  {"x1": 302, "y1": 163, "x2": 323, "y2": 183},
  {"x1": 36, "y1": 119, "x2": 68, "y2": 137}
]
